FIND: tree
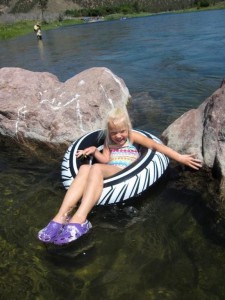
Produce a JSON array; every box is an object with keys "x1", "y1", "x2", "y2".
[{"x1": 38, "y1": 0, "x2": 48, "y2": 21}]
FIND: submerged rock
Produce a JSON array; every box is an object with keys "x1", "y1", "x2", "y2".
[
  {"x1": 161, "y1": 78, "x2": 225, "y2": 203},
  {"x1": 0, "y1": 67, "x2": 130, "y2": 158}
]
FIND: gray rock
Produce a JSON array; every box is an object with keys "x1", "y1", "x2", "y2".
[
  {"x1": 0, "y1": 67, "x2": 130, "y2": 156},
  {"x1": 161, "y1": 78, "x2": 225, "y2": 199}
]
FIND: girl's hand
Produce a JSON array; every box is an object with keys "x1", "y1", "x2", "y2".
[
  {"x1": 76, "y1": 147, "x2": 97, "y2": 158},
  {"x1": 178, "y1": 154, "x2": 203, "y2": 170}
]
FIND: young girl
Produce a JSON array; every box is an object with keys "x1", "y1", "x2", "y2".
[{"x1": 38, "y1": 107, "x2": 202, "y2": 245}]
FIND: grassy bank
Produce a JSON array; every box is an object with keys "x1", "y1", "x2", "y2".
[
  {"x1": 0, "y1": 3, "x2": 225, "y2": 40},
  {"x1": 0, "y1": 18, "x2": 84, "y2": 40},
  {"x1": 0, "y1": 13, "x2": 152, "y2": 40}
]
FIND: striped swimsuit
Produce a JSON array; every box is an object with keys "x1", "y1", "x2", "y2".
[{"x1": 108, "y1": 140, "x2": 139, "y2": 169}]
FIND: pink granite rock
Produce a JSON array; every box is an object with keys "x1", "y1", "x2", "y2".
[
  {"x1": 161, "y1": 78, "x2": 225, "y2": 199},
  {"x1": 0, "y1": 67, "x2": 130, "y2": 155}
]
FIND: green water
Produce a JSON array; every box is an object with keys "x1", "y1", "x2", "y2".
[{"x1": 1, "y1": 144, "x2": 225, "y2": 300}]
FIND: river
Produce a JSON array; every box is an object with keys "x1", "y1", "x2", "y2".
[{"x1": 0, "y1": 9, "x2": 225, "y2": 299}]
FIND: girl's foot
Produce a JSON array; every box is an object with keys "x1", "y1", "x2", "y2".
[
  {"x1": 38, "y1": 221, "x2": 63, "y2": 243},
  {"x1": 53, "y1": 220, "x2": 92, "y2": 245}
]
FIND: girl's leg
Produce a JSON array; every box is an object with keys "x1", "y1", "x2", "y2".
[
  {"x1": 69, "y1": 163, "x2": 121, "y2": 224},
  {"x1": 52, "y1": 164, "x2": 92, "y2": 223},
  {"x1": 39, "y1": 163, "x2": 120, "y2": 243},
  {"x1": 38, "y1": 164, "x2": 92, "y2": 242}
]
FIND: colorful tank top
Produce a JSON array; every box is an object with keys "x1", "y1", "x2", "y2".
[{"x1": 108, "y1": 140, "x2": 139, "y2": 169}]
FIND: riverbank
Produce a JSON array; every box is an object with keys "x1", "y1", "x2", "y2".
[
  {"x1": 1, "y1": 2, "x2": 225, "y2": 40},
  {"x1": 0, "y1": 2, "x2": 225, "y2": 40},
  {"x1": 0, "y1": 12, "x2": 153, "y2": 40}
]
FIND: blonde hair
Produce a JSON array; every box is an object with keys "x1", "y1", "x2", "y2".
[{"x1": 103, "y1": 107, "x2": 132, "y2": 146}]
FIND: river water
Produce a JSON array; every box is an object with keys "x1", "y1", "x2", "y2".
[{"x1": 1, "y1": 9, "x2": 225, "y2": 300}]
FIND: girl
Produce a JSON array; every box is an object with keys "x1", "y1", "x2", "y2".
[{"x1": 38, "y1": 107, "x2": 202, "y2": 245}]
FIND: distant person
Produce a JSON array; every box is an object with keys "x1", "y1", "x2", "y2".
[{"x1": 34, "y1": 23, "x2": 42, "y2": 40}]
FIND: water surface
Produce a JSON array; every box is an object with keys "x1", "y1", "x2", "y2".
[{"x1": 1, "y1": 10, "x2": 225, "y2": 132}]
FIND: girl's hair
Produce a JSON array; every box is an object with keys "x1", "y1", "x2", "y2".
[{"x1": 103, "y1": 107, "x2": 132, "y2": 146}]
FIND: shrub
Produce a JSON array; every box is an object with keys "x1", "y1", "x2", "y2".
[{"x1": 10, "y1": 0, "x2": 38, "y2": 13}]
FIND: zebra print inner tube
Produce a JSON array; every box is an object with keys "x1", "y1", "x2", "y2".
[{"x1": 61, "y1": 129, "x2": 169, "y2": 205}]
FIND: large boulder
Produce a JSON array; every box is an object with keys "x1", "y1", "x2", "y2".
[
  {"x1": 161, "y1": 78, "x2": 225, "y2": 200},
  {"x1": 0, "y1": 67, "x2": 130, "y2": 157}
]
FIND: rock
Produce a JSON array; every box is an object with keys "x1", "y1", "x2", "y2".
[
  {"x1": 160, "y1": 107, "x2": 205, "y2": 161},
  {"x1": 161, "y1": 78, "x2": 225, "y2": 199},
  {"x1": 0, "y1": 67, "x2": 130, "y2": 158}
]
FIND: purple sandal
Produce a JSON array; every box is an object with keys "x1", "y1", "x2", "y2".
[
  {"x1": 38, "y1": 221, "x2": 63, "y2": 243},
  {"x1": 53, "y1": 220, "x2": 92, "y2": 245}
]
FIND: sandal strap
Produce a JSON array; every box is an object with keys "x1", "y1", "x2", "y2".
[{"x1": 67, "y1": 223, "x2": 87, "y2": 237}]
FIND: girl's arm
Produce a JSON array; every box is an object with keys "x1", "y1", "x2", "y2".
[
  {"x1": 131, "y1": 131, "x2": 202, "y2": 170},
  {"x1": 76, "y1": 144, "x2": 110, "y2": 164}
]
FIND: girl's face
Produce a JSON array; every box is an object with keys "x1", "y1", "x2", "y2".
[{"x1": 108, "y1": 122, "x2": 129, "y2": 146}]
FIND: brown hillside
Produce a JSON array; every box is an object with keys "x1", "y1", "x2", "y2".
[{"x1": 0, "y1": 0, "x2": 80, "y2": 15}]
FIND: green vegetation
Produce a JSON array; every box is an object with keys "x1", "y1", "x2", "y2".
[
  {"x1": 0, "y1": 21, "x2": 35, "y2": 39},
  {"x1": 0, "y1": 19, "x2": 83, "y2": 40},
  {"x1": 0, "y1": 1, "x2": 225, "y2": 40},
  {"x1": 70, "y1": 0, "x2": 225, "y2": 16},
  {"x1": 65, "y1": 3, "x2": 146, "y2": 17},
  {"x1": 72, "y1": 0, "x2": 225, "y2": 14}
]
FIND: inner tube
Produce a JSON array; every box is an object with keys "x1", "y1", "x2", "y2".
[{"x1": 61, "y1": 129, "x2": 169, "y2": 205}]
